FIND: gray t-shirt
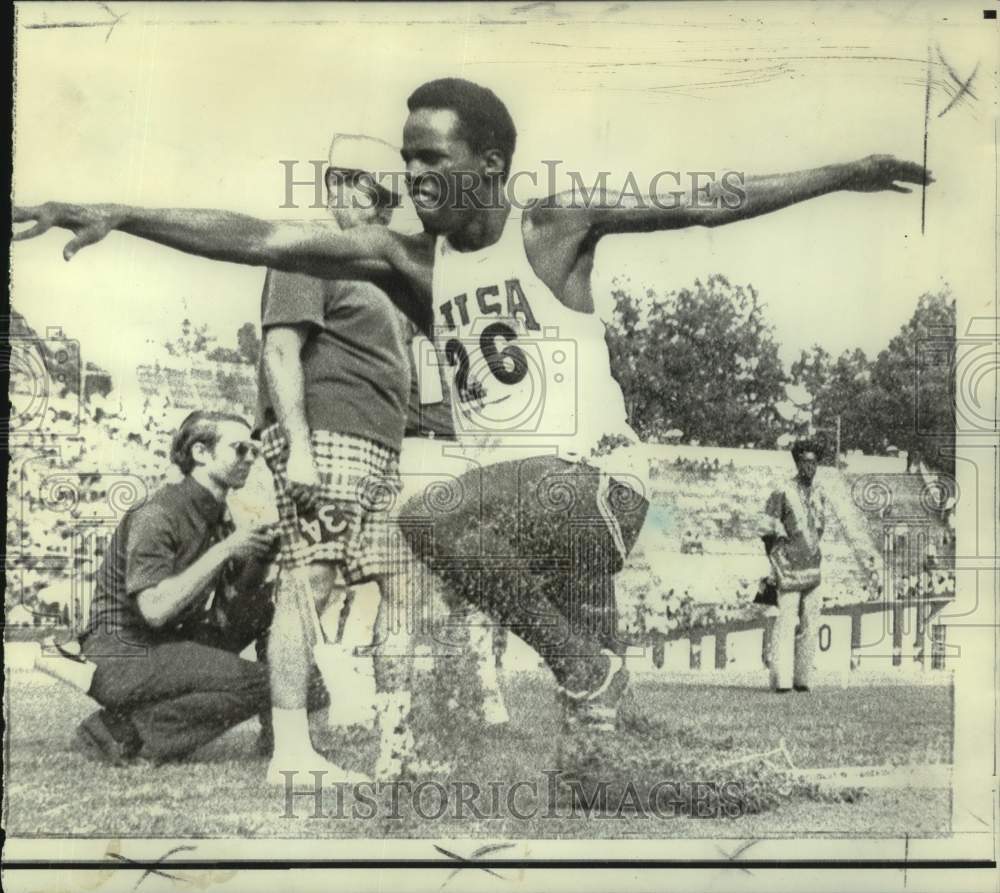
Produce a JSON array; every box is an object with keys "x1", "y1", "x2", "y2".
[{"x1": 256, "y1": 270, "x2": 409, "y2": 452}]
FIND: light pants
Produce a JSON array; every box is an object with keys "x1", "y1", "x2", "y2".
[{"x1": 769, "y1": 584, "x2": 822, "y2": 690}]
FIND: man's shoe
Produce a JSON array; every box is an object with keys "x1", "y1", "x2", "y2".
[
  {"x1": 774, "y1": 687, "x2": 792, "y2": 694},
  {"x1": 793, "y1": 684, "x2": 811, "y2": 693},
  {"x1": 74, "y1": 710, "x2": 141, "y2": 766}
]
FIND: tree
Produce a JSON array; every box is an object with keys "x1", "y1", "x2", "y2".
[
  {"x1": 164, "y1": 318, "x2": 212, "y2": 358},
  {"x1": 237, "y1": 322, "x2": 262, "y2": 366},
  {"x1": 869, "y1": 290, "x2": 955, "y2": 474},
  {"x1": 165, "y1": 318, "x2": 259, "y2": 366},
  {"x1": 790, "y1": 290, "x2": 956, "y2": 474},
  {"x1": 789, "y1": 346, "x2": 882, "y2": 458},
  {"x1": 605, "y1": 275, "x2": 788, "y2": 448}
]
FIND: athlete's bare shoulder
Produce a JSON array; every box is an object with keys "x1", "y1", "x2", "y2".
[{"x1": 522, "y1": 197, "x2": 598, "y2": 314}]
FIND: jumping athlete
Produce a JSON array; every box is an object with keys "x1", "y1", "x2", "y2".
[{"x1": 12, "y1": 77, "x2": 932, "y2": 780}]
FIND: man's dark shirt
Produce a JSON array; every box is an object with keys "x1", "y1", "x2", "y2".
[{"x1": 84, "y1": 475, "x2": 235, "y2": 647}]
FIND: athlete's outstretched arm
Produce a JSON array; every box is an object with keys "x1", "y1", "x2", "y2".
[
  {"x1": 11, "y1": 202, "x2": 397, "y2": 279},
  {"x1": 540, "y1": 155, "x2": 932, "y2": 238}
]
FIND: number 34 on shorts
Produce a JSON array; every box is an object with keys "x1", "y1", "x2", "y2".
[{"x1": 297, "y1": 501, "x2": 353, "y2": 546}]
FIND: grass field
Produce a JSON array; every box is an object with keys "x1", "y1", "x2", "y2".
[{"x1": 3, "y1": 671, "x2": 952, "y2": 839}]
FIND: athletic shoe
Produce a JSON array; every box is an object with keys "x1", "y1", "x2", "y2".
[
  {"x1": 560, "y1": 651, "x2": 630, "y2": 733},
  {"x1": 554, "y1": 651, "x2": 632, "y2": 803},
  {"x1": 73, "y1": 709, "x2": 141, "y2": 766}
]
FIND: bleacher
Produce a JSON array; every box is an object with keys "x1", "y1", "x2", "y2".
[
  {"x1": 842, "y1": 470, "x2": 954, "y2": 556},
  {"x1": 631, "y1": 458, "x2": 867, "y2": 601},
  {"x1": 615, "y1": 444, "x2": 956, "y2": 637}
]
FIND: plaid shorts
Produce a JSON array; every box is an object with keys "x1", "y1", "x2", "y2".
[{"x1": 261, "y1": 426, "x2": 401, "y2": 581}]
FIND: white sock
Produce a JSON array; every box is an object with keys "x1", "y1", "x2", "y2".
[{"x1": 271, "y1": 706, "x2": 312, "y2": 758}]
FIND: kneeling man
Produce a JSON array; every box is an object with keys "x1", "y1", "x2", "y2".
[{"x1": 72, "y1": 410, "x2": 281, "y2": 765}]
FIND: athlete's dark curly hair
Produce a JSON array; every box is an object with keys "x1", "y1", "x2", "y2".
[{"x1": 407, "y1": 78, "x2": 517, "y2": 178}]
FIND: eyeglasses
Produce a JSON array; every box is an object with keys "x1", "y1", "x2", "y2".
[{"x1": 229, "y1": 440, "x2": 261, "y2": 461}]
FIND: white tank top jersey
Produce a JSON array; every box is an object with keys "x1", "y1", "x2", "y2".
[{"x1": 430, "y1": 207, "x2": 637, "y2": 465}]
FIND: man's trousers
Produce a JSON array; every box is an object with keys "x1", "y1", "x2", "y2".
[
  {"x1": 80, "y1": 586, "x2": 274, "y2": 763},
  {"x1": 768, "y1": 584, "x2": 822, "y2": 690}
]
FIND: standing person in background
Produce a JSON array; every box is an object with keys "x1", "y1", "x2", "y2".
[
  {"x1": 256, "y1": 134, "x2": 409, "y2": 785},
  {"x1": 760, "y1": 439, "x2": 828, "y2": 693}
]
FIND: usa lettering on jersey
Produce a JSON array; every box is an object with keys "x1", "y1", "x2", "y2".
[{"x1": 437, "y1": 278, "x2": 540, "y2": 333}]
